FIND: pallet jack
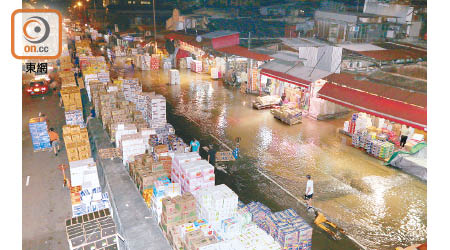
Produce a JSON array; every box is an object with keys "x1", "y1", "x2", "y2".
[{"x1": 313, "y1": 209, "x2": 346, "y2": 240}]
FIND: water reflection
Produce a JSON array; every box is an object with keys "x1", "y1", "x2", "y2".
[{"x1": 131, "y1": 67, "x2": 426, "y2": 250}]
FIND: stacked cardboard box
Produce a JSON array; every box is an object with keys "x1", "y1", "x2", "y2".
[
  {"x1": 131, "y1": 167, "x2": 169, "y2": 196},
  {"x1": 29, "y1": 117, "x2": 51, "y2": 151},
  {"x1": 98, "y1": 148, "x2": 122, "y2": 159},
  {"x1": 61, "y1": 77, "x2": 77, "y2": 88},
  {"x1": 61, "y1": 86, "x2": 83, "y2": 111},
  {"x1": 114, "y1": 123, "x2": 137, "y2": 146},
  {"x1": 191, "y1": 60, "x2": 202, "y2": 73},
  {"x1": 225, "y1": 223, "x2": 281, "y2": 250},
  {"x1": 120, "y1": 133, "x2": 146, "y2": 165},
  {"x1": 84, "y1": 74, "x2": 100, "y2": 101},
  {"x1": 243, "y1": 203, "x2": 313, "y2": 250},
  {"x1": 192, "y1": 185, "x2": 238, "y2": 230},
  {"x1": 160, "y1": 193, "x2": 198, "y2": 234},
  {"x1": 63, "y1": 125, "x2": 91, "y2": 162},
  {"x1": 171, "y1": 153, "x2": 215, "y2": 193},
  {"x1": 211, "y1": 67, "x2": 221, "y2": 79},
  {"x1": 139, "y1": 127, "x2": 156, "y2": 151},
  {"x1": 151, "y1": 55, "x2": 160, "y2": 70},
  {"x1": 123, "y1": 78, "x2": 142, "y2": 103},
  {"x1": 169, "y1": 69, "x2": 180, "y2": 85},
  {"x1": 98, "y1": 72, "x2": 110, "y2": 84},
  {"x1": 163, "y1": 58, "x2": 172, "y2": 70},
  {"x1": 88, "y1": 81, "x2": 106, "y2": 115},
  {"x1": 242, "y1": 201, "x2": 272, "y2": 233},
  {"x1": 65, "y1": 208, "x2": 118, "y2": 249},
  {"x1": 65, "y1": 110, "x2": 85, "y2": 128},
  {"x1": 59, "y1": 56, "x2": 73, "y2": 72},
  {"x1": 158, "y1": 155, "x2": 173, "y2": 175},
  {"x1": 148, "y1": 94, "x2": 167, "y2": 128},
  {"x1": 167, "y1": 135, "x2": 186, "y2": 153},
  {"x1": 154, "y1": 124, "x2": 175, "y2": 145},
  {"x1": 69, "y1": 158, "x2": 111, "y2": 216},
  {"x1": 168, "y1": 219, "x2": 219, "y2": 250},
  {"x1": 151, "y1": 181, "x2": 182, "y2": 222}
]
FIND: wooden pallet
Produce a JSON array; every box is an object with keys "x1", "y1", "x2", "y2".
[{"x1": 33, "y1": 147, "x2": 51, "y2": 152}]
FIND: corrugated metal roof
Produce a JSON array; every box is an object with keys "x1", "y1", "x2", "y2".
[
  {"x1": 260, "y1": 59, "x2": 333, "y2": 84},
  {"x1": 215, "y1": 45, "x2": 272, "y2": 61},
  {"x1": 269, "y1": 51, "x2": 300, "y2": 62},
  {"x1": 202, "y1": 30, "x2": 239, "y2": 39}
]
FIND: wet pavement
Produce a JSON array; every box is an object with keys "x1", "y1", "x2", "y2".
[
  {"x1": 22, "y1": 89, "x2": 72, "y2": 250},
  {"x1": 116, "y1": 59, "x2": 426, "y2": 250}
]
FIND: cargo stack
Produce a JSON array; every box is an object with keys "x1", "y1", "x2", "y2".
[
  {"x1": 120, "y1": 133, "x2": 146, "y2": 165},
  {"x1": 69, "y1": 158, "x2": 111, "y2": 216},
  {"x1": 88, "y1": 80, "x2": 106, "y2": 116},
  {"x1": 139, "y1": 127, "x2": 156, "y2": 151},
  {"x1": 64, "y1": 110, "x2": 84, "y2": 128},
  {"x1": 163, "y1": 58, "x2": 172, "y2": 70},
  {"x1": 135, "y1": 92, "x2": 154, "y2": 120},
  {"x1": 171, "y1": 153, "x2": 215, "y2": 193},
  {"x1": 225, "y1": 223, "x2": 281, "y2": 250},
  {"x1": 127, "y1": 154, "x2": 171, "y2": 197},
  {"x1": 59, "y1": 56, "x2": 73, "y2": 72},
  {"x1": 242, "y1": 201, "x2": 272, "y2": 233},
  {"x1": 61, "y1": 86, "x2": 83, "y2": 111},
  {"x1": 169, "y1": 219, "x2": 218, "y2": 250},
  {"x1": 168, "y1": 135, "x2": 188, "y2": 153},
  {"x1": 98, "y1": 148, "x2": 121, "y2": 159},
  {"x1": 151, "y1": 180, "x2": 182, "y2": 222},
  {"x1": 160, "y1": 193, "x2": 198, "y2": 235},
  {"x1": 122, "y1": 78, "x2": 142, "y2": 103},
  {"x1": 28, "y1": 117, "x2": 51, "y2": 151},
  {"x1": 243, "y1": 203, "x2": 313, "y2": 250},
  {"x1": 65, "y1": 208, "x2": 118, "y2": 249},
  {"x1": 155, "y1": 124, "x2": 175, "y2": 145},
  {"x1": 169, "y1": 69, "x2": 180, "y2": 85},
  {"x1": 148, "y1": 94, "x2": 167, "y2": 128},
  {"x1": 151, "y1": 54, "x2": 160, "y2": 70},
  {"x1": 192, "y1": 184, "x2": 238, "y2": 230},
  {"x1": 63, "y1": 125, "x2": 91, "y2": 162},
  {"x1": 190, "y1": 60, "x2": 202, "y2": 73}
]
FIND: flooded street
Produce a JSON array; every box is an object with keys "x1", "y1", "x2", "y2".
[{"x1": 126, "y1": 65, "x2": 426, "y2": 250}]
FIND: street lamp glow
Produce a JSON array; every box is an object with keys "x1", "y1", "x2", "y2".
[{"x1": 77, "y1": 2, "x2": 82, "y2": 7}]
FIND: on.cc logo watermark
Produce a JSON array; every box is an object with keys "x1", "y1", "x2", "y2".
[
  {"x1": 23, "y1": 16, "x2": 50, "y2": 44},
  {"x1": 11, "y1": 9, "x2": 62, "y2": 59}
]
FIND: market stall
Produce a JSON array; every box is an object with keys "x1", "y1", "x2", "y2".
[{"x1": 260, "y1": 68, "x2": 310, "y2": 110}]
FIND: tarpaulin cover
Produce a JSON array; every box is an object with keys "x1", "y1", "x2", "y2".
[
  {"x1": 318, "y1": 83, "x2": 427, "y2": 130},
  {"x1": 387, "y1": 142, "x2": 427, "y2": 181}
]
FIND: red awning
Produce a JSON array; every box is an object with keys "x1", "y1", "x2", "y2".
[
  {"x1": 260, "y1": 68, "x2": 311, "y2": 88},
  {"x1": 215, "y1": 45, "x2": 272, "y2": 61},
  {"x1": 324, "y1": 73, "x2": 427, "y2": 108},
  {"x1": 317, "y1": 83, "x2": 427, "y2": 130},
  {"x1": 164, "y1": 33, "x2": 206, "y2": 48}
]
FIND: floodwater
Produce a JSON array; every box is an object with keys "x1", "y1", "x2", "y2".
[{"x1": 120, "y1": 62, "x2": 426, "y2": 249}]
